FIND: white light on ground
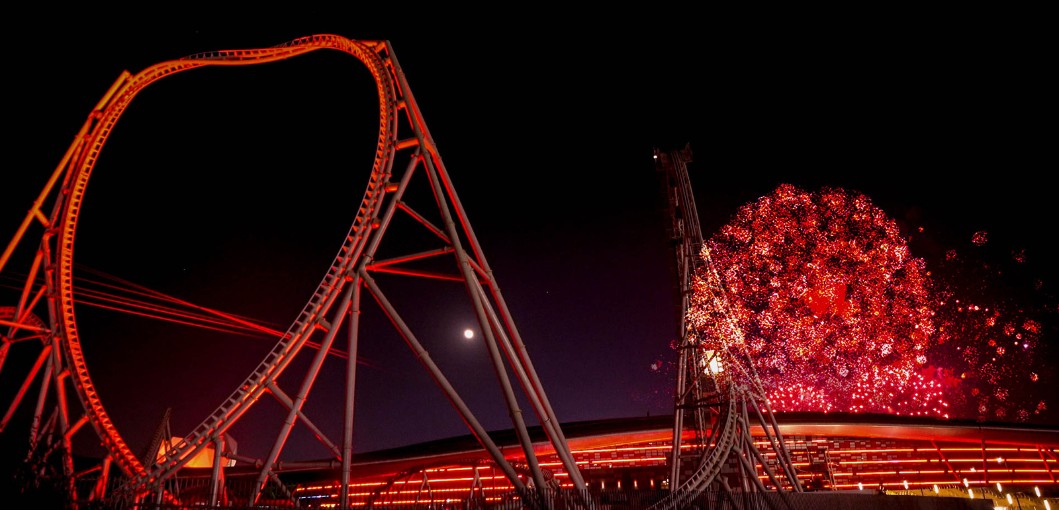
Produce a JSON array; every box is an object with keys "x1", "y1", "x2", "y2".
[{"x1": 463, "y1": 329, "x2": 474, "y2": 339}]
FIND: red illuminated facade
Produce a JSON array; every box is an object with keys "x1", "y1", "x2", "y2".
[{"x1": 277, "y1": 414, "x2": 1059, "y2": 507}]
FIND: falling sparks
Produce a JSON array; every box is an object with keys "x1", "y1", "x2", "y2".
[
  {"x1": 684, "y1": 183, "x2": 1056, "y2": 423},
  {"x1": 924, "y1": 222, "x2": 1057, "y2": 423}
]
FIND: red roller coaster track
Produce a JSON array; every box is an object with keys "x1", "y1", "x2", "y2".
[{"x1": 0, "y1": 35, "x2": 586, "y2": 509}]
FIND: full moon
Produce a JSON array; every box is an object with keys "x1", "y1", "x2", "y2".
[{"x1": 463, "y1": 329, "x2": 474, "y2": 339}]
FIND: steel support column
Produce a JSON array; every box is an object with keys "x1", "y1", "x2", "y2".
[{"x1": 340, "y1": 276, "x2": 362, "y2": 509}]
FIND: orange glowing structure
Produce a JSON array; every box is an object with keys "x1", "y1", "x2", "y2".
[
  {"x1": 0, "y1": 35, "x2": 585, "y2": 509},
  {"x1": 282, "y1": 414, "x2": 1059, "y2": 508}
]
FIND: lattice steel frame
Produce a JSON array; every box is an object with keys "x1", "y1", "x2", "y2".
[
  {"x1": 0, "y1": 35, "x2": 586, "y2": 508},
  {"x1": 652, "y1": 146, "x2": 803, "y2": 510}
]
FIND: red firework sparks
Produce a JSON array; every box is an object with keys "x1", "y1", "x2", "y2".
[
  {"x1": 924, "y1": 225, "x2": 1057, "y2": 423},
  {"x1": 689, "y1": 184, "x2": 947, "y2": 417}
]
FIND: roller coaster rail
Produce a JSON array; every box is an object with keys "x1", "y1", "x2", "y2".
[
  {"x1": 650, "y1": 145, "x2": 803, "y2": 510},
  {"x1": 0, "y1": 35, "x2": 588, "y2": 509}
]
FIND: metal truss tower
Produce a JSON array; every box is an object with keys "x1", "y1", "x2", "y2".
[
  {"x1": 0, "y1": 35, "x2": 585, "y2": 509},
  {"x1": 651, "y1": 145, "x2": 803, "y2": 510}
]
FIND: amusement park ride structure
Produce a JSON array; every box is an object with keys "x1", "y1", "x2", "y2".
[
  {"x1": 0, "y1": 35, "x2": 802, "y2": 509},
  {"x1": 0, "y1": 35, "x2": 585, "y2": 508},
  {"x1": 651, "y1": 146, "x2": 802, "y2": 509}
]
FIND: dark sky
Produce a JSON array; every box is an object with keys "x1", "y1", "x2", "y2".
[{"x1": 1, "y1": 8, "x2": 1055, "y2": 472}]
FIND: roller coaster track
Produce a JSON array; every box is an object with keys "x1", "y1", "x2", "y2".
[
  {"x1": 0, "y1": 35, "x2": 586, "y2": 508},
  {"x1": 650, "y1": 146, "x2": 802, "y2": 510}
]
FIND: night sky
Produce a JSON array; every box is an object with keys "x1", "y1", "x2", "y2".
[{"x1": 1, "y1": 8, "x2": 1055, "y2": 477}]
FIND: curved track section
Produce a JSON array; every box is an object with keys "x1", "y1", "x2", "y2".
[
  {"x1": 7, "y1": 33, "x2": 587, "y2": 508},
  {"x1": 48, "y1": 35, "x2": 396, "y2": 498},
  {"x1": 653, "y1": 245, "x2": 801, "y2": 510},
  {"x1": 663, "y1": 384, "x2": 738, "y2": 510}
]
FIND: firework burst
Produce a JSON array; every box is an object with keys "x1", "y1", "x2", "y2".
[{"x1": 688, "y1": 183, "x2": 969, "y2": 418}]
